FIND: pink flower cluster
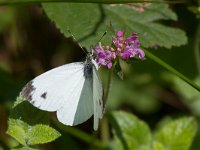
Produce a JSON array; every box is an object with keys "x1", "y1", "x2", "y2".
[{"x1": 93, "y1": 31, "x2": 145, "y2": 69}]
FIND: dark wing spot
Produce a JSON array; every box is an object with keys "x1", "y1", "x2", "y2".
[
  {"x1": 41, "y1": 92, "x2": 47, "y2": 99},
  {"x1": 21, "y1": 81, "x2": 36, "y2": 101},
  {"x1": 99, "y1": 99, "x2": 102, "y2": 106}
]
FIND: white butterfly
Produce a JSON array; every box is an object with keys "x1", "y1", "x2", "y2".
[{"x1": 20, "y1": 55, "x2": 103, "y2": 130}]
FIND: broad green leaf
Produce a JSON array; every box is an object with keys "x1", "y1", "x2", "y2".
[
  {"x1": 154, "y1": 117, "x2": 197, "y2": 150},
  {"x1": 127, "y1": 3, "x2": 177, "y2": 22},
  {"x1": 42, "y1": 3, "x2": 105, "y2": 50},
  {"x1": 27, "y1": 124, "x2": 61, "y2": 145},
  {"x1": 7, "y1": 119, "x2": 61, "y2": 146},
  {"x1": 7, "y1": 119, "x2": 29, "y2": 146},
  {"x1": 12, "y1": 146, "x2": 39, "y2": 150},
  {"x1": 42, "y1": 3, "x2": 187, "y2": 50},
  {"x1": 110, "y1": 111, "x2": 152, "y2": 150},
  {"x1": 153, "y1": 141, "x2": 165, "y2": 150}
]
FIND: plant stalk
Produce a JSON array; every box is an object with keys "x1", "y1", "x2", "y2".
[
  {"x1": 0, "y1": 0, "x2": 186, "y2": 6},
  {"x1": 54, "y1": 121, "x2": 107, "y2": 149},
  {"x1": 144, "y1": 49, "x2": 200, "y2": 92}
]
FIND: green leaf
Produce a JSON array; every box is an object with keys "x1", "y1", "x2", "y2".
[
  {"x1": 27, "y1": 124, "x2": 61, "y2": 145},
  {"x1": 153, "y1": 141, "x2": 165, "y2": 150},
  {"x1": 109, "y1": 111, "x2": 152, "y2": 150},
  {"x1": 7, "y1": 96, "x2": 60, "y2": 147},
  {"x1": 42, "y1": 3, "x2": 105, "y2": 50},
  {"x1": 7, "y1": 119, "x2": 61, "y2": 146},
  {"x1": 7, "y1": 119, "x2": 29, "y2": 146},
  {"x1": 12, "y1": 146, "x2": 39, "y2": 150},
  {"x1": 13, "y1": 96, "x2": 24, "y2": 108},
  {"x1": 129, "y1": 2, "x2": 177, "y2": 22},
  {"x1": 42, "y1": 3, "x2": 187, "y2": 50},
  {"x1": 154, "y1": 117, "x2": 197, "y2": 150}
]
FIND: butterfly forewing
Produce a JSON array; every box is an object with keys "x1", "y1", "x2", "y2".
[{"x1": 21, "y1": 62, "x2": 84, "y2": 112}]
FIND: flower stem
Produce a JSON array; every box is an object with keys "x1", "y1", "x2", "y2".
[
  {"x1": 53, "y1": 121, "x2": 107, "y2": 149},
  {"x1": 103, "y1": 59, "x2": 118, "y2": 103},
  {"x1": 100, "y1": 60, "x2": 116, "y2": 143},
  {"x1": 0, "y1": 0, "x2": 186, "y2": 6},
  {"x1": 100, "y1": 117, "x2": 110, "y2": 143},
  {"x1": 144, "y1": 49, "x2": 200, "y2": 92},
  {"x1": 104, "y1": 68, "x2": 113, "y2": 104}
]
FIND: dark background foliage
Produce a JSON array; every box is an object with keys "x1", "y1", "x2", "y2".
[{"x1": 0, "y1": 1, "x2": 200, "y2": 149}]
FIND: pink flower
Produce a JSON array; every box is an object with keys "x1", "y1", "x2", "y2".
[
  {"x1": 120, "y1": 50, "x2": 132, "y2": 60},
  {"x1": 126, "y1": 33, "x2": 138, "y2": 43},
  {"x1": 117, "y1": 30, "x2": 124, "y2": 37},
  {"x1": 135, "y1": 48, "x2": 145, "y2": 59},
  {"x1": 93, "y1": 31, "x2": 145, "y2": 69},
  {"x1": 94, "y1": 43, "x2": 115, "y2": 69}
]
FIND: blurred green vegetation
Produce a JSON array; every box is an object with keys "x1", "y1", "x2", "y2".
[{"x1": 0, "y1": 1, "x2": 200, "y2": 150}]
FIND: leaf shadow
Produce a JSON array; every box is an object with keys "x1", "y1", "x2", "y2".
[
  {"x1": 78, "y1": 4, "x2": 106, "y2": 43},
  {"x1": 10, "y1": 99, "x2": 50, "y2": 126}
]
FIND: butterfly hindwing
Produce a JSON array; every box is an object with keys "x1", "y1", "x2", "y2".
[
  {"x1": 93, "y1": 65, "x2": 103, "y2": 130},
  {"x1": 57, "y1": 76, "x2": 94, "y2": 126}
]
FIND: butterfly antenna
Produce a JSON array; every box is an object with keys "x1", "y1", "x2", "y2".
[
  {"x1": 94, "y1": 31, "x2": 107, "y2": 47},
  {"x1": 90, "y1": 31, "x2": 107, "y2": 57},
  {"x1": 67, "y1": 30, "x2": 88, "y2": 55},
  {"x1": 88, "y1": 31, "x2": 107, "y2": 55}
]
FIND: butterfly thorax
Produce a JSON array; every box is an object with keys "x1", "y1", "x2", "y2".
[{"x1": 84, "y1": 56, "x2": 93, "y2": 78}]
